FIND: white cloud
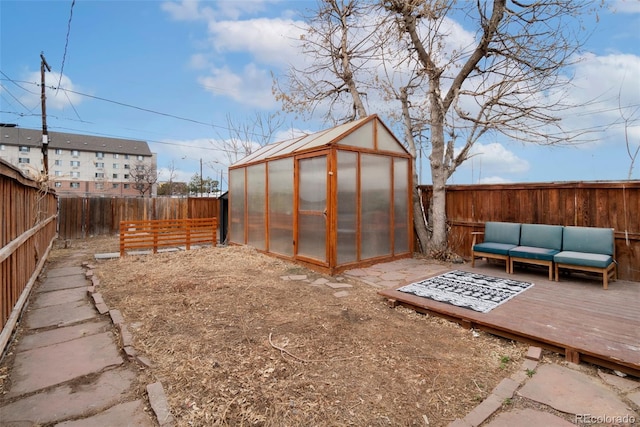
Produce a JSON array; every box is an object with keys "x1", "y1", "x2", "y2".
[
  {"x1": 189, "y1": 53, "x2": 209, "y2": 70},
  {"x1": 611, "y1": 0, "x2": 640, "y2": 14},
  {"x1": 561, "y1": 52, "x2": 640, "y2": 147},
  {"x1": 207, "y1": 17, "x2": 304, "y2": 66},
  {"x1": 18, "y1": 72, "x2": 84, "y2": 111},
  {"x1": 161, "y1": 0, "x2": 214, "y2": 21},
  {"x1": 463, "y1": 142, "x2": 530, "y2": 175},
  {"x1": 198, "y1": 63, "x2": 276, "y2": 109},
  {"x1": 477, "y1": 176, "x2": 512, "y2": 184}
]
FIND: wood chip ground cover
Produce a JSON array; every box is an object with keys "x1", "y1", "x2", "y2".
[{"x1": 93, "y1": 243, "x2": 527, "y2": 426}]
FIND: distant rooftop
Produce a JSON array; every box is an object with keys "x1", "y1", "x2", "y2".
[{"x1": 0, "y1": 126, "x2": 152, "y2": 156}]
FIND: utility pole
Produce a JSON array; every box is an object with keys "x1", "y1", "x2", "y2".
[{"x1": 40, "y1": 52, "x2": 51, "y2": 176}]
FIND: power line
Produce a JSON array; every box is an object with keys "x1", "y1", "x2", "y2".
[
  {"x1": 0, "y1": 84, "x2": 32, "y2": 112},
  {"x1": 57, "y1": 0, "x2": 76, "y2": 91}
]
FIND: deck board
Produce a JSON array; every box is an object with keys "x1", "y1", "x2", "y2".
[{"x1": 378, "y1": 263, "x2": 640, "y2": 376}]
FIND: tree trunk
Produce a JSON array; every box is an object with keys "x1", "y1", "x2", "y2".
[{"x1": 429, "y1": 171, "x2": 447, "y2": 253}]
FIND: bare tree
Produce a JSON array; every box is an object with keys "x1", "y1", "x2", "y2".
[
  {"x1": 215, "y1": 112, "x2": 285, "y2": 164},
  {"x1": 382, "y1": 0, "x2": 595, "y2": 253},
  {"x1": 617, "y1": 84, "x2": 640, "y2": 180},
  {"x1": 273, "y1": 0, "x2": 390, "y2": 124},
  {"x1": 130, "y1": 161, "x2": 158, "y2": 197},
  {"x1": 276, "y1": 0, "x2": 596, "y2": 255},
  {"x1": 165, "y1": 160, "x2": 177, "y2": 196}
]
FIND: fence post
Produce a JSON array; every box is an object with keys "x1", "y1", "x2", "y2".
[{"x1": 186, "y1": 218, "x2": 191, "y2": 251}]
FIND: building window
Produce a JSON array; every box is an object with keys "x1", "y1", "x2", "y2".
[
  {"x1": 71, "y1": 150, "x2": 79, "y2": 156},
  {"x1": 113, "y1": 163, "x2": 119, "y2": 169},
  {"x1": 54, "y1": 171, "x2": 62, "y2": 176},
  {"x1": 124, "y1": 164, "x2": 130, "y2": 169},
  {"x1": 70, "y1": 160, "x2": 80, "y2": 167},
  {"x1": 19, "y1": 146, "x2": 30, "y2": 152},
  {"x1": 96, "y1": 152, "x2": 104, "y2": 158},
  {"x1": 113, "y1": 173, "x2": 118, "y2": 179},
  {"x1": 124, "y1": 154, "x2": 129, "y2": 159},
  {"x1": 137, "y1": 155, "x2": 144, "y2": 161},
  {"x1": 95, "y1": 162, "x2": 104, "y2": 168},
  {"x1": 70, "y1": 182, "x2": 80, "y2": 189},
  {"x1": 113, "y1": 153, "x2": 119, "y2": 159},
  {"x1": 95, "y1": 183, "x2": 104, "y2": 190},
  {"x1": 0, "y1": 144, "x2": 5, "y2": 150},
  {"x1": 54, "y1": 159, "x2": 63, "y2": 166},
  {"x1": 95, "y1": 172, "x2": 105, "y2": 178},
  {"x1": 124, "y1": 174, "x2": 130, "y2": 179},
  {"x1": 71, "y1": 171, "x2": 80, "y2": 178},
  {"x1": 18, "y1": 157, "x2": 30, "y2": 163},
  {"x1": 55, "y1": 148, "x2": 63, "y2": 155},
  {"x1": 54, "y1": 182, "x2": 62, "y2": 188},
  {"x1": 112, "y1": 183, "x2": 119, "y2": 189},
  {"x1": 124, "y1": 183, "x2": 130, "y2": 189}
]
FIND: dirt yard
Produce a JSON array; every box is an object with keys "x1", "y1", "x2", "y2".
[{"x1": 83, "y1": 238, "x2": 526, "y2": 426}]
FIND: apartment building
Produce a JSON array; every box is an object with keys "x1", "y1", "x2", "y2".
[{"x1": 0, "y1": 125, "x2": 157, "y2": 197}]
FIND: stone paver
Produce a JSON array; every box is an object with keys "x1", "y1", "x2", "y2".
[
  {"x1": 31, "y1": 287, "x2": 87, "y2": 309},
  {"x1": 484, "y1": 408, "x2": 575, "y2": 427},
  {"x1": 325, "y1": 282, "x2": 352, "y2": 289},
  {"x1": 597, "y1": 370, "x2": 640, "y2": 393},
  {"x1": 0, "y1": 368, "x2": 137, "y2": 425},
  {"x1": 37, "y1": 275, "x2": 88, "y2": 293},
  {"x1": 25, "y1": 300, "x2": 98, "y2": 329},
  {"x1": 7, "y1": 331, "x2": 123, "y2": 397},
  {"x1": 147, "y1": 382, "x2": 176, "y2": 426},
  {"x1": 16, "y1": 319, "x2": 111, "y2": 352},
  {"x1": 44, "y1": 266, "x2": 85, "y2": 278},
  {"x1": 54, "y1": 400, "x2": 154, "y2": 427},
  {"x1": 517, "y1": 364, "x2": 637, "y2": 419}
]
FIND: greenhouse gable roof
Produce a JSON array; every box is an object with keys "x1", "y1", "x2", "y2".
[{"x1": 231, "y1": 115, "x2": 408, "y2": 167}]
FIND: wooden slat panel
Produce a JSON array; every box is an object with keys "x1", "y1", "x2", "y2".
[
  {"x1": 1, "y1": 160, "x2": 57, "y2": 346},
  {"x1": 120, "y1": 217, "x2": 217, "y2": 256}
]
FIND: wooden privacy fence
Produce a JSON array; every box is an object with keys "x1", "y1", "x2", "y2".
[
  {"x1": 420, "y1": 180, "x2": 640, "y2": 281},
  {"x1": 1, "y1": 159, "x2": 58, "y2": 353},
  {"x1": 120, "y1": 217, "x2": 217, "y2": 256},
  {"x1": 58, "y1": 196, "x2": 220, "y2": 239}
]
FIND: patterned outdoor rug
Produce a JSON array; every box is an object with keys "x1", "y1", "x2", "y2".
[{"x1": 397, "y1": 270, "x2": 534, "y2": 313}]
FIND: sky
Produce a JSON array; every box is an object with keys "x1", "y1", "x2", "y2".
[{"x1": 1, "y1": 0, "x2": 639, "y2": 189}]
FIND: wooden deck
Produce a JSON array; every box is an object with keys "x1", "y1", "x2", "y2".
[{"x1": 378, "y1": 262, "x2": 640, "y2": 377}]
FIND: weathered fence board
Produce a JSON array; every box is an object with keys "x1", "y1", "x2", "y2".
[
  {"x1": 58, "y1": 197, "x2": 219, "y2": 239},
  {"x1": 1, "y1": 160, "x2": 58, "y2": 352},
  {"x1": 420, "y1": 181, "x2": 640, "y2": 281}
]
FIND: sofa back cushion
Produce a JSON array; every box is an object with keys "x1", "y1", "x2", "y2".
[
  {"x1": 519, "y1": 224, "x2": 563, "y2": 250},
  {"x1": 484, "y1": 222, "x2": 521, "y2": 245},
  {"x1": 562, "y1": 226, "x2": 614, "y2": 255}
]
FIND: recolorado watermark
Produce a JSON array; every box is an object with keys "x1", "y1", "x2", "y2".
[{"x1": 575, "y1": 414, "x2": 636, "y2": 425}]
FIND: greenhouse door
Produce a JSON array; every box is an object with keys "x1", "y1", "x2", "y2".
[{"x1": 296, "y1": 155, "x2": 328, "y2": 265}]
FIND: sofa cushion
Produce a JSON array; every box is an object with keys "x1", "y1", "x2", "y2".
[
  {"x1": 484, "y1": 222, "x2": 521, "y2": 246},
  {"x1": 562, "y1": 226, "x2": 614, "y2": 255},
  {"x1": 554, "y1": 251, "x2": 613, "y2": 269},
  {"x1": 519, "y1": 224, "x2": 563, "y2": 250},
  {"x1": 509, "y1": 246, "x2": 559, "y2": 261},
  {"x1": 473, "y1": 242, "x2": 518, "y2": 256}
]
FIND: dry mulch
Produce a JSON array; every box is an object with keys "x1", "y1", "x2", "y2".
[{"x1": 86, "y1": 238, "x2": 527, "y2": 427}]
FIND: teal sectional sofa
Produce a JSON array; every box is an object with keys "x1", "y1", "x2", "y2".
[
  {"x1": 471, "y1": 222, "x2": 617, "y2": 288},
  {"x1": 554, "y1": 226, "x2": 617, "y2": 290},
  {"x1": 471, "y1": 221, "x2": 521, "y2": 273},
  {"x1": 509, "y1": 224, "x2": 564, "y2": 280}
]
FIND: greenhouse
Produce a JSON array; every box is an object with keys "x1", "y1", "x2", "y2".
[{"x1": 229, "y1": 115, "x2": 414, "y2": 274}]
